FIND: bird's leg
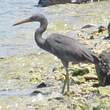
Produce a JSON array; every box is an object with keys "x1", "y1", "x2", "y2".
[
  {"x1": 62, "y1": 67, "x2": 69, "y2": 94},
  {"x1": 61, "y1": 73, "x2": 67, "y2": 94},
  {"x1": 66, "y1": 68, "x2": 69, "y2": 92},
  {"x1": 61, "y1": 61, "x2": 69, "y2": 94}
]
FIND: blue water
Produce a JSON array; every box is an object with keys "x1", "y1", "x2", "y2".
[{"x1": 0, "y1": 0, "x2": 49, "y2": 57}]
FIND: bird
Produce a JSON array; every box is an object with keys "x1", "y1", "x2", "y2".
[
  {"x1": 37, "y1": 0, "x2": 71, "y2": 7},
  {"x1": 13, "y1": 14, "x2": 109, "y2": 94}
]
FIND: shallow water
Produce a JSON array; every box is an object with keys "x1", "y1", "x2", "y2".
[
  {"x1": 0, "y1": 0, "x2": 110, "y2": 57},
  {"x1": 0, "y1": 0, "x2": 45, "y2": 57}
]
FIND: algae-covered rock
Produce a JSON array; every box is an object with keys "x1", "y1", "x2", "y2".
[
  {"x1": 72, "y1": 76, "x2": 86, "y2": 84},
  {"x1": 98, "y1": 86, "x2": 110, "y2": 96},
  {"x1": 82, "y1": 86, "x2": 98, "y2": 94},
  {"x1": 37, "y1": 0, "x2": 71, "y2": 7},
  {"x1": 70, "y1": 68, "x2": 89, "y2": 76},
  {"x1": 100, "y1": 48, "x2": 110, "y2": 67},
  {"x1": 84, "y1": 74, "x2": 98, "y2": 81},
  {"x1": 90, "y1": 97, "x2": 110, "y2": 110}
]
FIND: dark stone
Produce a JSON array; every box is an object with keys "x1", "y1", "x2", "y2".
[
  {"x1": 36, "y1": 0, "x2": 92, "y2": 7},
  {"x1": 37, "y1": 0, "x2": 71, "y2": 7},
  {"x1": 99, "y1": 48, "x2": 110, "y2": 85},
  {"x1": 0, "y1": 57, "x2": 4, "y2": 59},
  {"x1": 98, "y1": 26, "x2": 106, "y2": 33},
  {"x1": 81, "y1": 24, "x2": 95, "y2": 29},
  {"x1": 70, "y1": 68, "x2": 89, "y2": 76},
  {"x1": 30, "y1": 90, "x2": 42, "y2": 95},
  {"x1": 37, "y1": 82, "x2": 47, "y2": 88}
]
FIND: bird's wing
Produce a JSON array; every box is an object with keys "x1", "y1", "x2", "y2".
[{"x1": 45, "y1": 34, "x2": 94, "y2": 62}]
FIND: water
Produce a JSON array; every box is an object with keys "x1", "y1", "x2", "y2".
[{"x1": 0, "y1": 0, "x2": 47, "y2": 57}]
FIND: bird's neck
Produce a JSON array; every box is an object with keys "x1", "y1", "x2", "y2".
[{"x1": 34, "y1": 18, "x2": 48, "y2": 49}]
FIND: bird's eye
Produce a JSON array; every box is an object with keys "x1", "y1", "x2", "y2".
[{"x1": 30, "y1": 16, "x2": 36, "y2": 20}]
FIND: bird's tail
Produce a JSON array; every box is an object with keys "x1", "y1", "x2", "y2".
[{"x1": 92, "y1": 55, "x2": 110, "y2": 86}]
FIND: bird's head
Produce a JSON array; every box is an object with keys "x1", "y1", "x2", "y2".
[{"x1": 13, "y1": 14, "x2": 46, "y2": 26}]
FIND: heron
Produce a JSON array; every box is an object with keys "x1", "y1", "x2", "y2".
[{"x1": 13, "y1": 14, "x2": 109, "y2": 94}]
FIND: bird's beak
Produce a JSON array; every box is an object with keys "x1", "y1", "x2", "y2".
[{"x1": 13, "y1": 18, "x2": 31, "y2": 26}]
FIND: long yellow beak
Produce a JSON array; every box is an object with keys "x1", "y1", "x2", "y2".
[{"x1": 13, "y1": 18, "x2": 31, "y2": 26}]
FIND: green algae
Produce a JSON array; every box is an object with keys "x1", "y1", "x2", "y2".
[
  {"x1": 70, "y1": 68, "x2": 89, "y2": 76},
  {"x1": 98, "y1": 86, "x2": 110, "y2": 96}
]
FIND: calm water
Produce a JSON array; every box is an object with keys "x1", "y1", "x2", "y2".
[
  {"x1": 0, "y1": 0, "x2": 59, "y2": 57},
  {"x1": 0, "y1": 0, "x2": 39, "y2": 57},
  {"x1": 0, "y1": 0, "x2": 110, "y2": 57}
]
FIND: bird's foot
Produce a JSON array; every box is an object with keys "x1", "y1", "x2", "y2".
[
  {"x1": 61, "y1": 74, "x2": 70, "y2": 94},
  {"x1": 63, "y1": 91, "x2": 75, "y2": 96}
]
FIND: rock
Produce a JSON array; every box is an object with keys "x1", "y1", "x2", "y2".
[
  {"x1": 99, "y1": 48, "x2": 110, "y2": 85},
  {"x1": 104, "y1": 22, "x2": 110, "y2": 39},
  {"x1": 37, "y1": 0, "x2": 71, "y2": 7},
  {"x1": 30, "y1": 90, "x2": 43, "y2": 95},
  {"x1": 0, "y1": 57, "x2": 4, "y2": 59},
  {"x1": 37, "y1": 82, "x2": 47, "y2": 88},
  {"x1": 89, "y1": 35, "x2": 94, "y2": 39},
  {"x1": 84, "y1": 74, "x2": 98, "y2": 81},
  {"x1": 98, "y1": 26, "x2": 107, "y2": 33},
  {"x1": 37, "y1": 0, "x2": 92, "y2": 7},
  {"x1": 100, "y1": 48, "x2": 110, "y2": 66},
  {"x1": 72, "y1": 76, "x2": 86, "y2": 84},
  {"x1": 81, "y1": 24, "x2": 96, "y2": 29}
]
